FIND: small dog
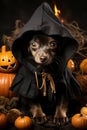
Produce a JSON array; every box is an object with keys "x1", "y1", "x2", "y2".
[{"x1": 24, "y1": 34, "x2": 69, "y2": 126}]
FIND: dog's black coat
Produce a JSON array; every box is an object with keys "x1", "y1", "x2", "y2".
[{"x1": 10, "y1": 2, "x2": 82, "y2": 117}]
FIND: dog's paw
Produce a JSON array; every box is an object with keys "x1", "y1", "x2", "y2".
[
  {"x1": 30, "y1": 104, "x2": 47, "y2": 124},
  {"x1": 53, "y1": 116, "x2": 69, "y2": 126},
  {"x1": 33, "y1": 112, "x2": 47, "y2": 124},
  {"x1": 53, "y1": 104, "x2": 69, "y2": 126}
]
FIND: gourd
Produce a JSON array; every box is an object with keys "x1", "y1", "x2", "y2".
[
  {"x1": 15, "y1": 115, "x2": 32, "y2": 130},
  {"x1": 80, "y1": 105, "x2": 87, "y2": 116},
  {"x1": 0, "y1": 113, "x2": 8, "y2": 128},
  {"x1": 71, "y1": 113, "x2": 87, "y2": 129}
]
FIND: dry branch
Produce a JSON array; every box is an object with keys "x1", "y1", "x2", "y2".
[{"x1": 64, "y1": 21, "x2": 87, "y2": 58}]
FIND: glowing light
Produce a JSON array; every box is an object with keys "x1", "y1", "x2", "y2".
[
  {"x1": 54, "y1": 4, "x2": 61, "y2": 17},
  {"x1": 54, "y1": 4, "x2": 64, "y2": 23}
]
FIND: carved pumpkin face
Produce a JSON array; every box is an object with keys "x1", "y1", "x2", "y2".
[{"x1": 0, "y1": 45, "x2": 19, "y2": 72}]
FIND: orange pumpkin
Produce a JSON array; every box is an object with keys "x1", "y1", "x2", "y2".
[
  {"x1": 80, "y1": 58, "x2": 87, "y2": 74},
  {"x1": 0, "y1": 45, "x2": 19, "y2": 73},
  {"x1": 15, "y1": 115, "x2": 32, "y2": 130},
  {"x1": 71, "y1": 113, "x2": 87, "y2": 129},
  {"x1": 67, "y1": 59, "x2": 75, "y2": 71},
  {"x1": 81, "y1": 106, "x2": 87, "y2": 116},
  {"x1": 0, "y1": 113, "x2": 8, "y2": 128},
  {"x1": 0, "y1": 73, "x2": 15, "y2": 98}
]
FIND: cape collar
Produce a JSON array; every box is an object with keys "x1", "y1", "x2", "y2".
[{"x1": 22, "y1": 59, "x2": 61, "y2": 76}]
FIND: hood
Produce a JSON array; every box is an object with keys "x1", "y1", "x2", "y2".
[{"x1": 12, "y1": 2, "x2": 78, "y2": 75}]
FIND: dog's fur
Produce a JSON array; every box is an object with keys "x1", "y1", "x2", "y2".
[{"x1": 23, "y1": 34, "x2": 69, "y2": 126}]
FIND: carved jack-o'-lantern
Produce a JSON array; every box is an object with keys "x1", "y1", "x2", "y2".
[{"x1": 0, "y1": 45, "x2": 19, "y2": 73}]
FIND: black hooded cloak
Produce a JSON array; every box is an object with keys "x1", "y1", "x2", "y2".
[{"x1": 10, "y1": 2, "x2": 82, "y2": 102}]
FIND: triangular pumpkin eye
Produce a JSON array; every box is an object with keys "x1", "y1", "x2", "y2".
[
  {"x1": 2, "y1": 58, "x2": 5, "y2": 61},
  {"x1": 12, "y1": 55, "x2": 14, "y2": 58},
  {"x1": 8, "y1": 59, "x2": 11, "y2": 62}
]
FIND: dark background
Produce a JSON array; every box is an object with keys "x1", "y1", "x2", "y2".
[
  {"x1": 0, "y1": 0, "x2": 87, "y2": 40},
  {"x1": 0, "y1": 1, "x2": 87, "y2": 129}
]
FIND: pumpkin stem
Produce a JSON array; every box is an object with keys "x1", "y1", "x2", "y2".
[
  {"x1": 80, "y1": 113, "x2": 83, "y2": 117},
  {"x1": 1, "y1": 45, "x2": 6, "y2": 53},
  {"x1": 20, "y1": 112, "x2": 26, "y2": 118}
]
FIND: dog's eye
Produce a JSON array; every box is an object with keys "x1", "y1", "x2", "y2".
[
  {"x1": 32, "y1": 42, "x2": 37, "y2": 46},
  {"x1": 30, "y1": 41, "x2": 39, "y2": 51},
  {"x1": 49, "y1": 41, "x2": 57, "y2": 49}
]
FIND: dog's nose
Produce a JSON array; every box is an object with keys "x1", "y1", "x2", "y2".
[{"x1": 40, "y1": 56, "x2": 47, "y2": 63}]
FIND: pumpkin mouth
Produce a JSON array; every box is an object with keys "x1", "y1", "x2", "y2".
[{"x1": 0, "y1": 63, "x2": 16, "y2": 70}]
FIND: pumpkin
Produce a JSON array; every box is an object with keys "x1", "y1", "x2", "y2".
[
  {"x1": 71, "y1": 113, "x2": 87, "y2": 129},
  {"x1": 0, "y1": 45, "x2": 19, "y2": 73},
  {"x1": 0, "y1": 113, "x2": 8, "y2": 128},
  {"x1": 67, "y1": 59, "x2": 75, "y2": 71},
  {"x1": 80, "y1": 58, "x2": 87, "y2": 74},
  {"x1": 76, "y1": 75, "x2": 87, "y2": 96},
  {"x1": 15, "y1": 115, "x2": 32, "y2": 130},
  {"x1": 0, "y1": 73, "x2": 15, "y2": 98},
  {"x1": 81, "y1": 106, "x2": 87, "y2": 116}
]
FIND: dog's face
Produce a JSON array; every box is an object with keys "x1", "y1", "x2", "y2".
[{"x1": 28, "y1": 34, "x2": 58, "y2": 65}]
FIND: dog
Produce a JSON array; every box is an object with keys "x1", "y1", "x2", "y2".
[{"x1": 21, "y1": 34, "x2": 69, "y2": 126}]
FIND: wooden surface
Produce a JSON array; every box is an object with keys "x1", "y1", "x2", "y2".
[
  {"x1": 2, "y1": 99, "x2": 86, "y2": 130},
  {"x1": 4, "y1": 123, "x2": 85, "y2": 130}
]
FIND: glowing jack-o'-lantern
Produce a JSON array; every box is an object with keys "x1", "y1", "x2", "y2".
[{"x1": 0, "y1": 45, "x2": 19, "y2": 73}]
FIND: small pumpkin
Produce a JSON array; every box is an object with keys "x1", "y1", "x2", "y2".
[
  {"x1": 71, "y1": 113, "x2": 87, "y2": 129},
  {"x1": 0, "y1": 113, "x2": 8, "y2": 128},
  {"x1": 67, "y1": 59, "x2": 75, "y2": 71},
  {"x1": 15, "y1": 115, "x2": 32, "y2": 130},
  {"x1": 80, "y1": 58, "x2": 87, "y2": 74},
  {"x1": 81, "y1": 105, "x2": 87, "y2": 116},
  {"x1": 0, "y1": 45, "x2": 19, "y2": 73},
  {"x1": 0, "y1": 73, "x2": 15, "y2": 98}
]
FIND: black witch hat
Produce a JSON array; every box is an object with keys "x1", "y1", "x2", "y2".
[{"x1": 12, "y1": 2, "x2": 78, "y2": 75}]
